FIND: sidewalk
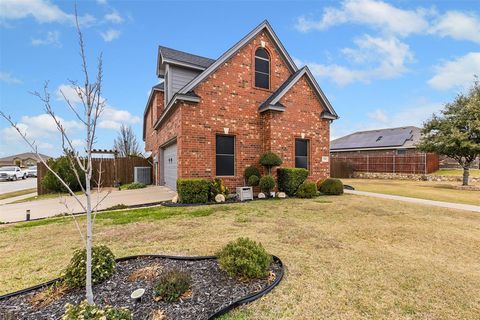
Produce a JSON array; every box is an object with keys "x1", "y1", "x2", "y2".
[
  {"x1": 0, "y1": 186, "x2": 176, "y2": 223},
  {"x1": 345, "y1": 189, "x2": 480, "y2": 213},
  {"x1": 0, "y1": 192, "x2": 37, "y2": 205}
]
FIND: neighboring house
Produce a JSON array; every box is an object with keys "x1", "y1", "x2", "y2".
[
  {"x1": 330, "y1": 126, "x2": 479, "y2": 174},
  {"x1": 331, "y1": 126, "x2": 422, "y2": 156},
  {"x1": 143, "y1": 20, "x2": 338, "y2": 190},
  {"x1": 0, "y1": 152, "x2": 51, "y2": 167}
]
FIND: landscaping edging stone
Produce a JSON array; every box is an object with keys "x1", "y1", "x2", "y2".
[
  {"x1": 0, "y1": 254, "x2": 284, "y2": 319},
  {"x1": 353, "y1": 171, "x2": 480, "y2": 183}
]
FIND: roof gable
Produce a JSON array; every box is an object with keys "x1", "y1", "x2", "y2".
[
  {"x1": 259, "y1": 66, "x2": 338, "y2": 119},
  {"x1": 157, "y1": 46, "x2": 215, "y2": 76},
  {"x1": 179, "y1": 20, "x2": 298, "y2": 95}
]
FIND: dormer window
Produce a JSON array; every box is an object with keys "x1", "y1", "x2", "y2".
[{"x1": 255, "y1": 48, "x2": 270, "y2": 89}]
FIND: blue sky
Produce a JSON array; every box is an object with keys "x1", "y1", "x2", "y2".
[{"x1": 1, "y1": 0, "x2": 479, "y2": 157}]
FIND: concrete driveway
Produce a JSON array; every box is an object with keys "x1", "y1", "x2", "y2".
[
  {"x1": 0, "y1": 178, "x2": 37, "y2": 194},
  {"x1": 0, "y1": 185, "x2": 176, "y2": 223}
]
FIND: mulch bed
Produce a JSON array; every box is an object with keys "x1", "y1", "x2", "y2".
[{"x1": 0, "y1": 256, "x2": 282, "y2": 320}]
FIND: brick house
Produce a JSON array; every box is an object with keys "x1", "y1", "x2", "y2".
[{"x1": 143, "y1": 20, "x2": 338, "y2": 190}]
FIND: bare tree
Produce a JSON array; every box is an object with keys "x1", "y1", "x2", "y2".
[
  {"x1": 0, "y1": 10, "x2": 107, "y2": 304},
  {"x1": 113, "y1": 124, "x2": 140, "y2": 157}
]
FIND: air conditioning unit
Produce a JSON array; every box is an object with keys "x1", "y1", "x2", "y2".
[{"x1": 134, "y1": 167, "x2": 151, "y2": 185}]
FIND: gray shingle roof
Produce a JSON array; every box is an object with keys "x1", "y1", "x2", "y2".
[
  {"x1": 0, "y1": 152, "x2": 52, "y2": 161},
  {"x1": 159, "y1": 46, "x2": 215, "y2": 69},
  {"x1": 259, "y1": 68, "x2": 305, "y2": 111},
  {"x1": 331, "y1": 126, "x2": 421, "y2": 151}
]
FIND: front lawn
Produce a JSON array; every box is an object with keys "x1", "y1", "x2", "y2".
[
  {"x1": 342, "y1": 178, "x2": 480, "y2": 206},
  {"x1": 433, "y1": 168, "x2": 480, "y2": 178},
  {"x1": 1, "y1": 196, "x2": 479, "y2": 319}
]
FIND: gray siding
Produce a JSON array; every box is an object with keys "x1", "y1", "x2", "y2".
[{"x1": 169, "y1": 66, "x2": 200, "y2": 99}]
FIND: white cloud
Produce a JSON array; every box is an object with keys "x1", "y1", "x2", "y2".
[
  {"x1": 1, "y1": 113, "x2": 83, "y2": 155},
  {"x1": 0, "y1": 0, "x2": 96, "y2": 26},
  {"x1": 430, "y1": 11, "x2": 480, "y2": 43},
  {"x1": 300, "y1": 34, "x2": 414, "y2": 85},
  {"x1": 0, "y1": 71, "x2": 22, "y2": 84},
  {"x1": 31, "y1": 30, "x2": 61, "y2": 47},
  {"x1": 295, "y1": 0, "x2": 430, "y2": 36},
  {"x1": 55, "y1": 84, "x2": 82, "y2": 105},
  {"x1": 367, "y1": 109, "x2": 388, "y2": 122},
  {"x1": 332, "y1": 100, "x2": 442, "y2": 139},
  {"x1": 97, "y1": 0, "x2": 108, "y2": 5},
  {"x1": 100, "y1": 28, "x2": 121, "y2": 42},
  {"x1": 98, "y1": 107, "x2": 141, "y2": 130},
  {"x1": 428, "y1": 52, "x2": 480, "y2": 90},
  {"x1": 104, "y1": 10, "x2": 123, "y2": 24}
]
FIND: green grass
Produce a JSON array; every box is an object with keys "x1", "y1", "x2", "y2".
[
  {"x1": 433, "y1": 169, "x2": 480, "y2": 177},
  {"x1": 0, "y1": 188, "x2": 36, "y2": 201}
]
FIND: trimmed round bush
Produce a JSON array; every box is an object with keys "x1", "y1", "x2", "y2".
[
  {"x1": 153, "y1": 270, "x2": 191, "y2": 302},
  {"x1": 247, "y1": 175, "x2": 260, "y2": 186},
  {"x1": 259, "y1": 151, "x2": 282, "y2": 168},
  {"x1": 63, "y1": 300, "x2": 132, "y2": 320},
  {"x1": 277, "y1": 168, "x2": 309, "y2": 196},
  {"x1": 318, "y1": 178, "x2": 344, "y2": 195},
  {"x1": 259, "y1": 175, "x2": 275, "y2": 194},
  {"x1": 63, "y1": 245, "x2": 116, "y2": 289},
  {"x1": 296, "y1": 181, "x2": 318, "y2": 198},
  {"x1": 216, "y1": 237, "x2": 272, "y2": 279},
  {"x1": 244, "y1": 165, "x2": 260, "y2": 181}
]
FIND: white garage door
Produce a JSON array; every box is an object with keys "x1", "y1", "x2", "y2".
[{"x1": 163, "y1": 143, "x2": 177, "y2": 190}]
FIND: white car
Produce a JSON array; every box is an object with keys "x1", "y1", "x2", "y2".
[
  {"x1": 26, "y1": 166, "x2": 37, "y2": 177},
  {"x1": 0, "y1": 166, "x2": 26, "y2": 181}
]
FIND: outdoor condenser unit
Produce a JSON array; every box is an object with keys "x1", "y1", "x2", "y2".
[{"x1": 134, "y1": 167, "x2": 151, "y2": 185}]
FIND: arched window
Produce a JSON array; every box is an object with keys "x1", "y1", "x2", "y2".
[{"x1": 255, "y1": 48, "x2": 270, "y2": 89}]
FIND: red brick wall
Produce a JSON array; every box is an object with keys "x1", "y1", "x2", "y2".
[
  {"x1": 266, "y1": 75, "x2": 331, "y2": 181},
  {"x1": 145, "y1": 31, "x2": 333, "y2": 190}
]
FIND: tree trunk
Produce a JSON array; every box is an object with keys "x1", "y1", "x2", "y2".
[
  {"x1": 85, "y1": 172, "x2": 94, "y2": 303},
  {"x1": 462, "y1": 166, "x2": 470, "y2": 186}
]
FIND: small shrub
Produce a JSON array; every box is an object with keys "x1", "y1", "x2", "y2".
[
  {"x1": 63, "y1": 300, "x2": 132, "y2": 320},
  {"x1": 296, "y1": 181, "x2": 318, "y2": 198},
  {"x1": 216, "y1": 237, "x2": 272, "y2": 279},
  {"x1": 318, "y1": 178, "x2": 344, "y2": 195},
  {"x1": 209, "y1": 178, "x2": 229, "y2": 201},
  {"x1": 259, "y1": 175, "x2": 275, "y2": 194},
  {"x1": 153, "y1": 270, "x2": 191, "y2": 302},
  {"x1": 177, "y1": 178, "x2": 210, "y2": 204},
  {"x1": 247, "y1": 175, "x2": 259, "y2": 186},
  {"x1": 120, "y1": 182, "x2": 146, "y2": 190},
  {"x1": 244, "y1": 165, "x2": 260, "y2": 181},
  {"x1": 259, "y1": 151, "x2": 282, "y2": 174},
  {"x1": 63, "y1": 245, "x2": 116, "y2": 289},
  {"x1": 277, "y1": 168, "x2": 309, "y2": 196}
]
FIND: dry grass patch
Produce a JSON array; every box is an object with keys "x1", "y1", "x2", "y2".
[
  {"x1": 127, "y1": 265, "x2": 161, "y2": 282},
  {"x1": 1, "y1": 196, "x2": 479, "y2": 319},
  {"x1": 343, "y1": 178, "x2": 480, "y2": 205},
  {"x1": 27, "y1": 282, "x2": 69, "y2": 309}
]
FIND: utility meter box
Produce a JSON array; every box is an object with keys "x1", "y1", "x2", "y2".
[{"x1": 236, "y1": 187, "x2": 253, "y2": 201}]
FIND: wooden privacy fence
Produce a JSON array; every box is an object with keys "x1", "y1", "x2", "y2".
[
  {"x1": 37, "y1": 156, "x2": 152, "y2": 195},
  {"x1": 331, "y1": 153, "x2": 439, "y2": 178}
]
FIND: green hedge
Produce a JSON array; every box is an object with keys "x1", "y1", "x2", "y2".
[
  {"x1": 177, "y1": 178, "x2": 210, "y2": 204},
  {"x1": 277, "y1": 168, "x2": 309, "y2": 196},
  {"x1": 42, "y1": 155, "x2": 85, "y2": 193},
  {"x1": 296, "y1": 181, "x2": 318, "y2": 198},
  {"x1": 318, "y1": 178, "x2": 344, "y2": 195}
]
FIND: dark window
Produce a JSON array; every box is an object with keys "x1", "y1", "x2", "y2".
[
  {"x1": 216, "y1": 135, "x2": 235, "y2": 176},
  {"x1": 295, "y1": 139, "x2": 308, "y2": 169},
  {"x1": 255, "y1": 48, "x2": 270, "y2": 89}
]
